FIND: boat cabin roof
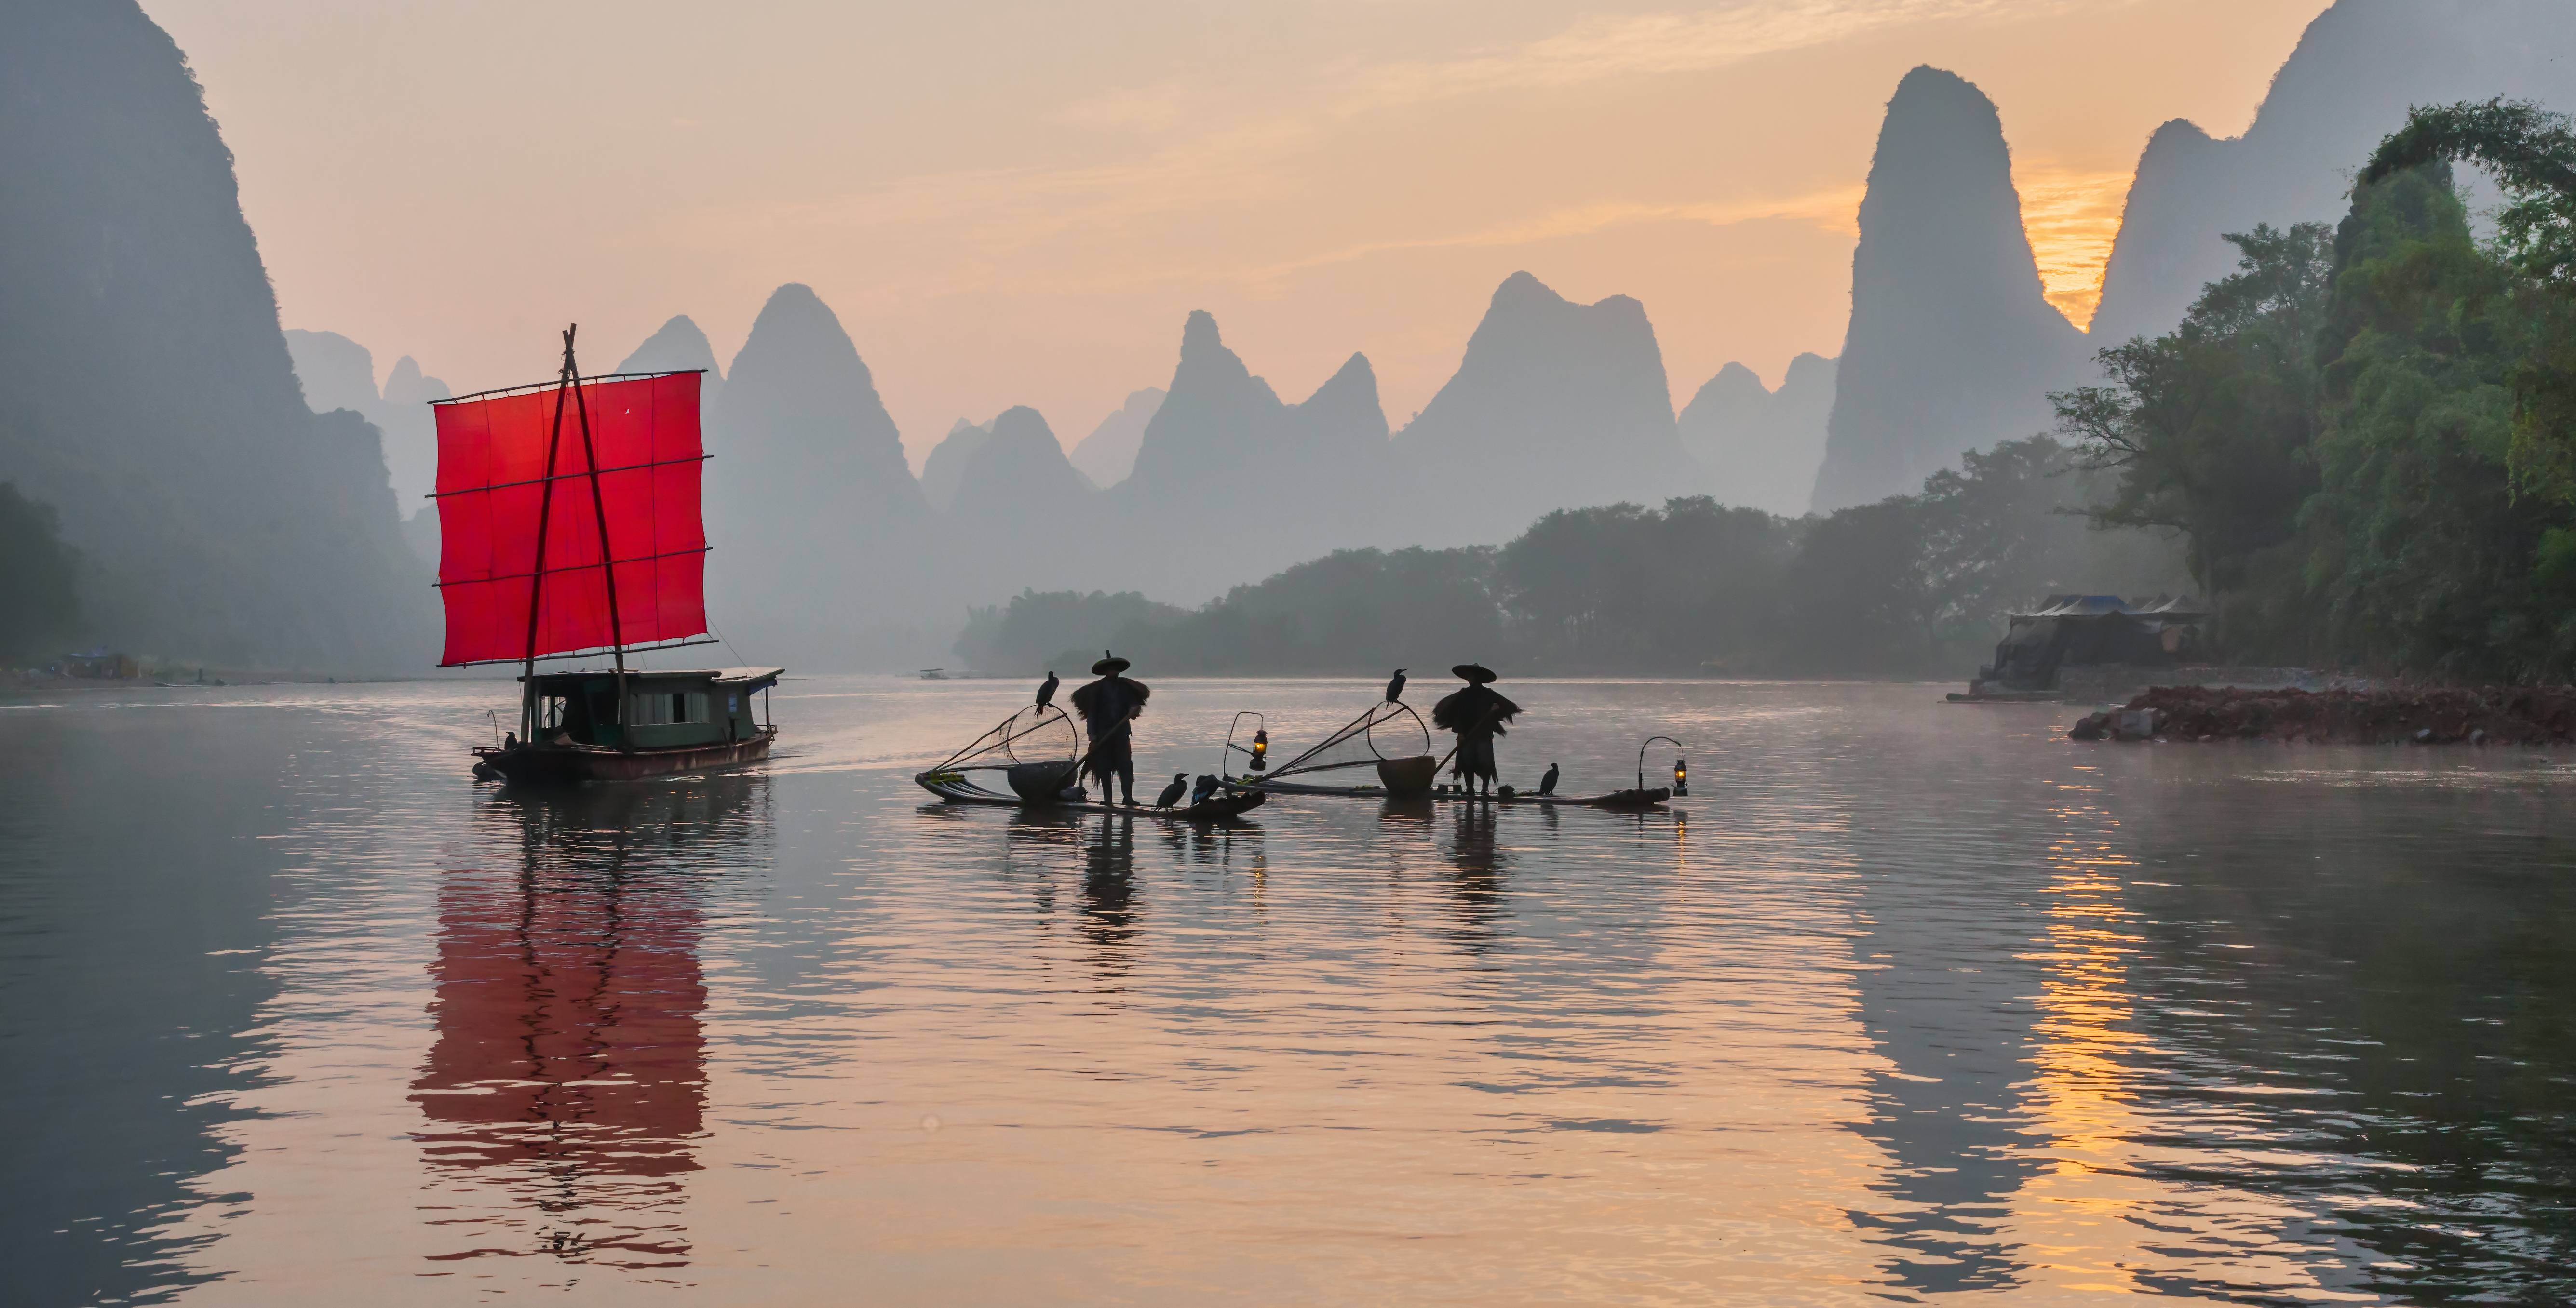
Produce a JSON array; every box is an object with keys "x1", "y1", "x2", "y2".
[{"x1": 519, "y1": 666, "x2": 783, "y2": 690}]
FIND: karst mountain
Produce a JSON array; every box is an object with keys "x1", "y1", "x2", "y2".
[
  {"x1": 0, "y1": 0, "x2": 430, "y2": 668},
  {"x1": 1808, "y1": 67, "x2": 2087, "y2": 513},
  {"x1": 1679, "y1": 354, "x2": 1836, "y2": 518},
  {"x1": 1393, "y1": 272, "x2": 1696, "y2": 543}
]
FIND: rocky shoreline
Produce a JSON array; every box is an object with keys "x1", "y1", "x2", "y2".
[{"x1": 2069, "y1": 685, "x2": 2576, "y2": 744}]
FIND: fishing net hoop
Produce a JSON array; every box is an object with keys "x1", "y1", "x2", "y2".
[
  {"x1": 928, "y1": 705, "x2": 1080, "y2": 774},
  {"x1": 1270, "y1": 701, "x2": 1432, "y2": 778}
]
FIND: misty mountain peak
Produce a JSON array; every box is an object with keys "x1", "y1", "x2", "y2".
[
  {"x1": 1287, "y1": 352, "x2": 1390, "y2": 455},
  {"x1": 283, "y1": 329, "x2": 378, "y2": 416},
  {"x1": 1392, "y1": 271, "x2": 1686, "y2": 543},
  {"x1": 921, "y1": 416, "x2": 993, "y2": 510},
  {"x1": 1681, "y1": 356, "x2": 1837, "y2": 518},
  {"x1": 381, "y1": 355, "x2": 449, "y2": 407},
  {"x1": 705, "y1": 281, "x2": 927, "y2": 653},
  {"x1": 1305, "y1": 352, "x2": 1380, "y2": 415},
  {"x1": 1126, "y1": 309, "x2": 1280, "y2": 495},
  {"x1": 1695, "y1": 362, "x2": 1768, "y2": 408},
  {"x1": 959, "y1": 405, "x2": 1094, "y2": 507},
  {"x1": 617, "y1": 314, "x2": 721, "y2": 378},
  {"x1": 2090, "y1": 0, "x2": 2576, "y2": 347},
  {"x1": 1178, "y1": 309, "x2": 1232, "y2": 369},
  {"x1": 1490, "y1": 269, "x2": 1560, "y2": 308},
  {"x1": 1807, "y1": 66, "x2": 2082, "y2": 512},
  {"x1": 1067, "y1": 387, "x2": 1165, "y2": 489}
]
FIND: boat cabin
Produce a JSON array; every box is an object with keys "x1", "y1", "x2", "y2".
[{"x1": 522, "y1": 667, "x2": 781, "y2": 750}]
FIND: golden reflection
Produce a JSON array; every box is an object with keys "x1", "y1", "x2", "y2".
[{"x1": 2010, "y1": 790, "x2": 2336, "y2": 1296}]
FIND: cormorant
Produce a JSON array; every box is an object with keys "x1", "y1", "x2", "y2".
[
  {"x1": 1538, "y1": 762, "x2": 1559, "y2": 796},
  {"x1": 1153, "y1": 773, "x2": 1188, "y2": 809},
  {"x1": 1035, "y1": 670, "x2": 1059, "y2": 709},
  {"x1": 1386, "y1": 668, "x2": 1407, "y2": 703},
  {"x1": 1191, "y1": 774, "x2": 1221, "y2": 804}
]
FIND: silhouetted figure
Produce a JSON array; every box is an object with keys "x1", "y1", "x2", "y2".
[
  {"x1": 1153, "y1": 773, "x2": 1188, "y2": 809},
  {"x1": 1386, "y1": 668, "x2": 1407, "y2": 703},
  {"x1": 1035, "y1": 670, "x2": 1059, "y2": 710},
  {"x1": 1432, "y1": 664, "x2": 1521, "y2": 799},
  {"x1": 1070, "y1": 651, "x2": 1150, "y2": 806},
  {"x1": 1538, "y1": 762, "x2": 1559, "y2": 796},
  {"x1": 1191, "y1": 774, "x2": 1221, "y2": 805}
]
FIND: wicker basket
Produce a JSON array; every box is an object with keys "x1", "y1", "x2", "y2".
[
  {"x1": 1006, "y1": 760, "x2": 1080, "y2": 802},
  {"x1": 1376, "y1": 754, "x2": 1438, "y2": 797}
]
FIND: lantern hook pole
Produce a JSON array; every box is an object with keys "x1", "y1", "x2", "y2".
[{"x1": 1638, "y1": 735, "x2": 1684, "y2": 794}]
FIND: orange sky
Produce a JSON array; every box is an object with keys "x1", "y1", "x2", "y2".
[{"x1": 146, "y1": 0, "x2": 2332, "y2": 463}]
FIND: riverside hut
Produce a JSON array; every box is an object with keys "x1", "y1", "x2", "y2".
[{"x1": 1969, "y1": 595, "x2": 2207, "y2": 695}]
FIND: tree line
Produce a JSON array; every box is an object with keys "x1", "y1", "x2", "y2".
[
  {"x1": 956, "y1": 436, "x2": 2185, "y2": 680},
  {"x1": 2057, "y1": 100, "x2": 2576, "y2": 682},
  {"x1": 0, "y1": 481, "x2": 81, "y2": 664}
]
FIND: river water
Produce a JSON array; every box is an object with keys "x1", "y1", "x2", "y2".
[{"x1": 2, "y1": 676, "x2": 2571, "y2": 1305}]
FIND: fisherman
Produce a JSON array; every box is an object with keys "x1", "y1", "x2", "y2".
[
  {"x1": 1432, "y1": 663, "x2": 1520, "y2": 799},
  {"x1": 1069, "y1": 650, "x2": 1150, "y2": 805}
]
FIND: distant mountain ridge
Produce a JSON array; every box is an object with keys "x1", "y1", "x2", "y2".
[
  {"x1": 614, "y1": 315, "x2": 726, "y2": 415},
  {"x1": 2091, "y1": 0, "x2": 2576, "y2": 347},
  {"x1": 1105, "y1": 311, "x2": 1402, "y2": 600},
  {"x1": 921, "y1": 417, "x2": 994, "y2": 510},
  {"x1": 1392, "y1": 271, "x2": 1695, "y2": 544},
  {"x1": 283, "y1": 329, "x2": 449, "y2": 516},
  {"x1": 1680, "y1": 353, "x2": 1835, "y2": 517},
  {"x1": 1067, "y1": 387, "x2": 1163, "y2": 488}
]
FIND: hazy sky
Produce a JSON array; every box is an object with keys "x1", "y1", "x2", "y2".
[{"x1": 148, "y1": 0, "x2": 2333, "y2": 464}]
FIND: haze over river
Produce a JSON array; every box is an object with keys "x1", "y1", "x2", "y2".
[{"x1": 4, "y1": 678, "x2": 2572, "y2": 1304}]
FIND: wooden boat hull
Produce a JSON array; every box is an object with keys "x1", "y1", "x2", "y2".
[
  {"x1": 1465, "y1": 786, "x2": 1671, "y2": 809},
  {"x1": 917, "y1": 771, "x2": 1266, "y2": 821},
  {"x1": 477, "y1": 730, "x2": 775, "y2": 785},
  {"x1": 1229, "y1": 777, "x2": 1671, "y2": 809}
]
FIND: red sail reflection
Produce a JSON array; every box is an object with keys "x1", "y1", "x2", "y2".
[{"x1": 411, "y1": 785, "x2": 748, "y2": 1271}]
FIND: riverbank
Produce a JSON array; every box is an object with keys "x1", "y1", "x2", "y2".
[{"x1": 2071, "y1": 685, "x2": 2576, "y2": 744}]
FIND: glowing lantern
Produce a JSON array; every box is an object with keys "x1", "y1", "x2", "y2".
[
  {"x1": 1251, "y1": 729, "x2": 1268, "y2": 771},
  {"x1": 1673, "y1": 756, "x2": 1688, "y2": 796}
]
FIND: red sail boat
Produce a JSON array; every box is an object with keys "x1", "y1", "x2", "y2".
[{"x1": 434, "y1": 326, "x2": 779, "y2": 784}]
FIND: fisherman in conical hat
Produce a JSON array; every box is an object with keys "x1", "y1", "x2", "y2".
[
  {"x1": 1069, "y1": 650, "x2": 1150, "y2": 805},
  {"x1": 1431, "y1": 663, "x2": 1519, "y2": 799}
]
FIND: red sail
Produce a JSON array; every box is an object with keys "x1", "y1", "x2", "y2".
[{"x1": 433, "y1": 371, "x2": 707, "y2": 666}]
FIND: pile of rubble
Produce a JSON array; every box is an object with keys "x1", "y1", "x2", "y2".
[{"x1": 2068, "y1": 685, "x2": 2576, "y2": 744}]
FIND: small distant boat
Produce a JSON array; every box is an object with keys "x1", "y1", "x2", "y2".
[
  {"x1": 430, "y1": 325, "x2": 781, "y2": 785},
  {"x1": 919, "y1": 667, "x2": 950, "y2": 681}
]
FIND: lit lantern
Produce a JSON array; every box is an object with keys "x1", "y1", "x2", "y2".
[
  {"x1": 1672, "y1": 756, "x2": 1688, "y2": 796},
  {"x1": 1251, "y1": 729, "x2": 1268, "y2": 771}
]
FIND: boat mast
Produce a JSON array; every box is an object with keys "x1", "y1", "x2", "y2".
[
  {"x1": 517, "y1": 326, "x2": 580, "y2": 742},
  {"x1": 563, "y1": 328, "x2": 631, "y2": 730}
]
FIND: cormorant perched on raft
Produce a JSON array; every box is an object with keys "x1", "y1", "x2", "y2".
[
  {"x1": 1154, "y1": 773, "x2": 1187, "y2": 809},
  {"x1": 1538, "y1": 762, "x2": 1559, "y2": 796},
  {"x1": 1386, "y1": 668, "x2": 1407, "y2": 703},
  {"x1": 1035, "y1": 670, "x2": 1059, "y2": 710},
  {"x1": 1432, "y1": 664, "x2": 1520, "y2": 799},
  {"x1": 1069, "y1": 651, "x2": 1149, "y2": 805}
]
